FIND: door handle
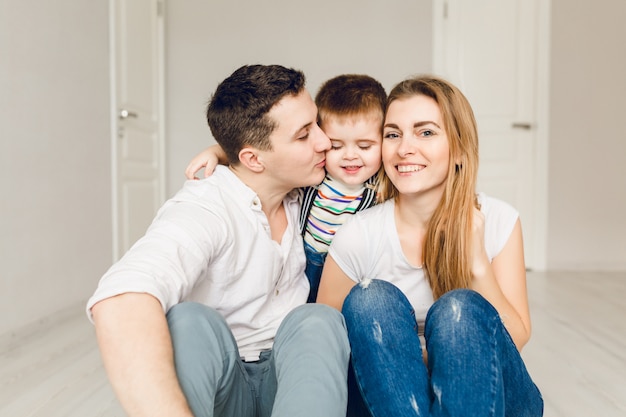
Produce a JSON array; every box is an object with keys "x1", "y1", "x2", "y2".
[
  {"x1": 512, "y1": 122, "x2": 532, "y2": 130},
  {"x1": 119, "y1": 109, "x2": 138, "y2": 119}
]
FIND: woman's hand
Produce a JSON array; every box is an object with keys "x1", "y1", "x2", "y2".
[
  {"x1": 185, "y1": 144, "x2": 227, "y2": 179},
  {"x1": 470, "y1": 207, "x2": 491, "y2": 278},
  {"x1": 470, "y1": 209, "x2": 532, "y2": 350}
]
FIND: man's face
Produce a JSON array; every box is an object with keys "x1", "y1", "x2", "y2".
[{"x1": 260, "y1": 90, "x2": 331, "y2": 189}]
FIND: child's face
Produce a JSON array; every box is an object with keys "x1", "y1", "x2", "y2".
[{"x1": 320, "y1": 115, "x2": 382, "y2": 186}]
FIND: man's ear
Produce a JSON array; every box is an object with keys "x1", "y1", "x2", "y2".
[{"x1": 238, "y1": 147, "x2": 265, "y2": 173}]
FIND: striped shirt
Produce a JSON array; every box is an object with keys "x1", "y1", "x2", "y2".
[{"x1": 302, "y1": 175, "x2": 376, "y2": 253}]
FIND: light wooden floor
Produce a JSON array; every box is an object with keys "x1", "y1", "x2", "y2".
[{"x1": 1, "y1": 271, "x2": 625, "y2": 416}]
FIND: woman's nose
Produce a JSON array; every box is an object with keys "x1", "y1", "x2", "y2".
[{"x1": 397, "y1": 137, "x2": 415, "y2": 157}]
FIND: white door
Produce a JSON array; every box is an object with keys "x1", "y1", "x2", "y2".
[
  {"x1": 433, "y1": 0, "x2": 549, "y2": 270},
  {"x1": 110, "y1": 0, "x2": 165, "y2": 260}
]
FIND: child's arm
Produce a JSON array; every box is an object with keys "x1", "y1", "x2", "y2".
[{"x1": 185, "y1": 144, "x2": 228, "y2": 179}]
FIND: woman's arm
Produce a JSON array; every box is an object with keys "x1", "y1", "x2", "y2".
[
  {"x1": 471, "y1": 210, "x2": 531, "y2": 350},
  {"x1": 316, "y1": 255, "x2": 357, "y2": 311},
  {"x1": 185, "y1": 144, "x2": 228, "y2": 179}
]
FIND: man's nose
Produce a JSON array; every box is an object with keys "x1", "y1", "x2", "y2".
[{"x1": 313, "y1": 124, "x2": 331, "y2": 152}]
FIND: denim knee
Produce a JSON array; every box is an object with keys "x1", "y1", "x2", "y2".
[
  {"x1": 342, "y1": 279, "x2": 412, "y2": 319},
  {"x1": 425, "y1": 289, "x2": 499, "y2": 343},
  {"x1": 428, "y1": 289, "x2": 496, "y2": 321}
]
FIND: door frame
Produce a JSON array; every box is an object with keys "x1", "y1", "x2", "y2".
[
  {"x1": 432, "y1": 0, "x2": 551, "y2": 270},
  {"x1": 108, "y1": 0, "x2": 166, "y2": 261}
]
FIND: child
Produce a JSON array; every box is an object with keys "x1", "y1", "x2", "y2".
[{"x1": 186, "y1": 74, "x2": 387, "y2": 303}]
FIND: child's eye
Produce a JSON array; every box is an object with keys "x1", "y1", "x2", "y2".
[
  {"x1": 330, "y1": 141, "x2": 343, "y2": 150},
  {"x1": 359, "y1": 144, "x2": 372, "y2": 150}
]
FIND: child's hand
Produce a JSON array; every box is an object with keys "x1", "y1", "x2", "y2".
[{"x1": 185, "y1": 145, "x2": 226, "y2": 179}]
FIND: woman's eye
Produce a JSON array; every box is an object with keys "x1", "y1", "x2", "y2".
[
  {"x1": 421, "y1": 129, "x2": 435, "y2": 138},
  {"x1": 383, "y1": 132, "x2": 399, "y2": 139}
]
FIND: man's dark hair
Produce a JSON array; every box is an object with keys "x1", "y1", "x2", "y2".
[{"x1": 206, "y1": 64, "x2": 306, "y2": 164}]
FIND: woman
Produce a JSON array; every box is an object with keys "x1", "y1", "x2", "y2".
[{"x1": 317, "y1": 75, "x2": 543, "y2": 417}]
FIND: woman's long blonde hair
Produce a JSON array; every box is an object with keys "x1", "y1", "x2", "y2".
[{"x1": 376, "y1": 76, "x2": 480, "y2": 299}]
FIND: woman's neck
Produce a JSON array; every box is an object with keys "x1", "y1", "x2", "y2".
[{"x1": 394, "y1": 193, "x2": 439, "y2": 230}]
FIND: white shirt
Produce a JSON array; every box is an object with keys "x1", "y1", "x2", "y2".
[
  {"x1": 328, "y1": 192, "x2": 518, "y2": 338},
  {"x1": 86, "y1": 166, "x2": 309, "y2": 360}
]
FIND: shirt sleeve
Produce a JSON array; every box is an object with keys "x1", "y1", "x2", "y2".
[
  {"x1": 86, "y1": 199, "x2": 228, "y2": 320},
  {"x1": 479, "y1": 193, "x2": 520, "y2": 261},
  {"x1": 327, "y1": 214, "x2": 370, "y2": 283}
]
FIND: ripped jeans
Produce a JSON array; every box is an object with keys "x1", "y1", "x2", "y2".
[{"x1": 342, "y1": 279, "x2": 543, "y2": 417}]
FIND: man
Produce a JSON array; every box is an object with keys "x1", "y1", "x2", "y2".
[{"x1": 87, "y1": 65, "x2": 350, "y2": 417}]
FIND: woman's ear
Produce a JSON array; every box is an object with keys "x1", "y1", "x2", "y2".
[{"x1": 238, "y1": 147, "x2": 265, "y2": 173}]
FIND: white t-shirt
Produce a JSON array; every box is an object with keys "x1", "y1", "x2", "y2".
[
  {"x1": 86, "y1": 166, "x2": 309, "y2": 361},
  {"x1": 328, "y1": 192, "x2": 518, "y2": 336}
]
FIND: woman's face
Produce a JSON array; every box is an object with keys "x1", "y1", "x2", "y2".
[{"x1": 382, "y1": 94, "x2": 450, "y2": 199}]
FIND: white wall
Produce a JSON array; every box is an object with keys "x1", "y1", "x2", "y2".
[
  {"x1": 0, "y1": 1, "x2": 112, "y2": 335},
  {"x1": 547, "y1": 0, "x2": 626, "y2": 270},
  {"x1": 165, "y1": 0, "x2": 625, "y2": 271},
  {"x1": 1, "y1": 0, "x2": 625, "y2": 338},
  {"x1": 165, "y1": 0, "x2": 433, "y2": 194}
]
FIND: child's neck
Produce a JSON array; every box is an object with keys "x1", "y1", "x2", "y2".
[{"x1": 322, "y1": 174, "x2": 366, "y2": 195}]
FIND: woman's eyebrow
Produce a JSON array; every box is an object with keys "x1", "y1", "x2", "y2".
[
  {"x1": 414, "y1": 121, "x2": 441, "y2": 129},
  {"x1": 383, "y1": 121, "x2": 442, "y2": 129}
]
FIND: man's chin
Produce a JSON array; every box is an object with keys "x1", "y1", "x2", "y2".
[{"x1": 296, "y1": 172, "x2": 325, "y2": 188}]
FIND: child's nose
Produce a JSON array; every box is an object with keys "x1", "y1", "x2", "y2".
[{"x1": 343, "y1": 146, "x2": 358, "y2": 159}]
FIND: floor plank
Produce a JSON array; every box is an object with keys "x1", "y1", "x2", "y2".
[{"x1": 523, "y1": 271, "x2": 626, "y2": 417}]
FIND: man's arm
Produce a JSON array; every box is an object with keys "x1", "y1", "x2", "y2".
[{"x1": 92, "y1": 293, "x2": 194, "y2": 417}]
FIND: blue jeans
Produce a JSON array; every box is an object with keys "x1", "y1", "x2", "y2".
[
  {"x1": 166, "y1": 302, "x2": 350, "y2": 417},
  {"x1": 304, "y1": 244, "x2": 327, "y2": 303},
  {"x1": 342, "y1": 279, "x2": 543, "y2": 417}
]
